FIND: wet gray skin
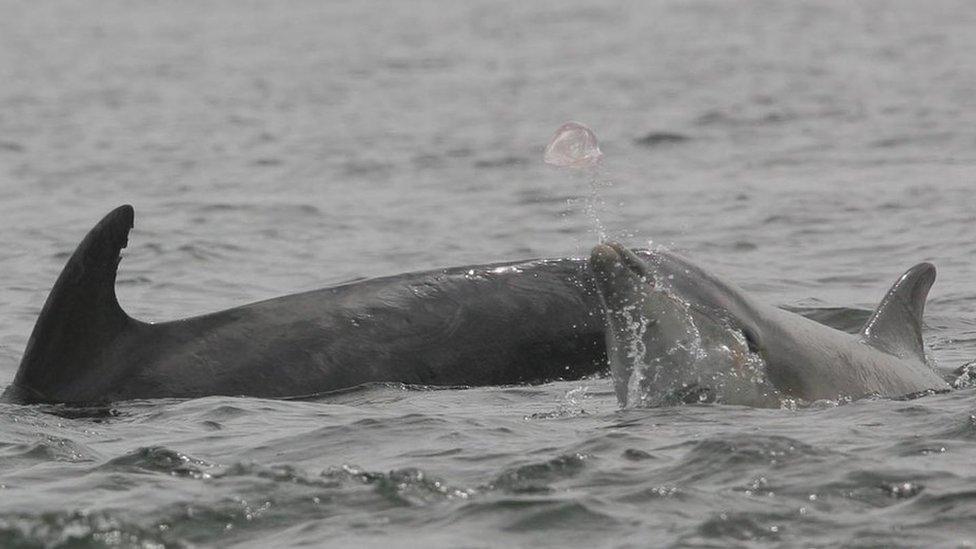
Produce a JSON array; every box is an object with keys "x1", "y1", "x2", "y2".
[
  {"x1": 2, "y1": 206, "x2": 610, "y2": 404},
  {"x1": 590, "y1": 243, "x2": 949, "y2": 408},
  {"x1": 590, "y1": 244, "x2": 781, "y2": 407}
]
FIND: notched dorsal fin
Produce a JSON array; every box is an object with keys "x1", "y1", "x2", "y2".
[
  {"x1": 860, "y1": 262, "x2": 935, "y2": 362},
  {"x1": 7, "y1": 205, "x2": 135, "y2": 403}
]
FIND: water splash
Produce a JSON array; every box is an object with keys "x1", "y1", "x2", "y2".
[
  {"x1": 626, "y1": 286, "x2": 705, "y2": 408},
  {"x1": 616, "y1": 277, "x2": 781, "y2": 408},
  {"x1": 951, "y1": 360, "x2": 976, "y2": 389}
]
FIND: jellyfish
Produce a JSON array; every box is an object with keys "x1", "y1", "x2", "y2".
[{"x1": 543, "y1": 121, "x2": 603, "y2": 169}]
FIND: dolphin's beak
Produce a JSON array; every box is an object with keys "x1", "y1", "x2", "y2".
[
  {"x1": 607, "y1": 242, "x2": 653, "y2": 280},
  {"x1": 590, "y1": 243, "x2": 623, "y2": 275},
  {"x1": 589, "y1": 242, "x2": 652, "y2": 309},
  {"x1": 590, "y1": 242, "x2": 653, "y2": 281}
]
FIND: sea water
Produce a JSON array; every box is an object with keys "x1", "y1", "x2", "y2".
[{"x1": 1, "y1": 1, "x2": 976, "y2": 546}]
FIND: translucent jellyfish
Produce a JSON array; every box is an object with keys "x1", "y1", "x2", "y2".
[{"x1": 543, "y1": 121, "x2": 603, "y2": 169}]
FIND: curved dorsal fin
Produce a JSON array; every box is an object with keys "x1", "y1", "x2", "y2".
[
  {"x1": 860, "y1": 263, "x2": 935, "y2": 362},
  {"x1": 5, "y1": 205, "x2": 135, "y2": 403}
]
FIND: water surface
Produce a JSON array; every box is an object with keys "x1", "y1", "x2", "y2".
[{"x1": 1, "y1": 1, "x2": 975, "y2": 546}]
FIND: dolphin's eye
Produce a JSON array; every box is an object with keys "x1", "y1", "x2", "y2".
[{"x1": 743, "y1": 328, "x2": 761, "y2": 354}]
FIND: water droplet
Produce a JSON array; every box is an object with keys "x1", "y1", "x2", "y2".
[{"x1": 544, "y1": 121, "x2": 603, "y2": 169}]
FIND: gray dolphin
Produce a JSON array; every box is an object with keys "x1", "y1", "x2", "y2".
[
  {"x1": 589, "y1": 242, "x2": 949, "y2": 407},
  {"x1": 2, "y1": 206, "x2": 609, "y2": 404}
]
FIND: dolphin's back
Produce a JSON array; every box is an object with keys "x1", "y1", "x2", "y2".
[
  {"x1": 759, "y1": 308, "x2": 947, "y2": 401},
  {"x1": 114, "y1": 258, "x2": 607, "y2": 400},
  {"x1": 3, "y1": 207, "x2": 608, "y2": 403}
]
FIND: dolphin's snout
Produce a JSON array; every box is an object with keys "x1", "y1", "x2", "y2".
[
  {"x1": 589, "y1": 242, "x2": 654, "y2": 311},
  {"x1": 608, "y1": 243, "x2": 652, "y2": 279},
  {"x1": 590, "y1": 243, "x2": 622, "y2": 274},
  {"x1": 590, "y1": 242, "x2": 653, "y2": 281},
  {"x1": 589, "y1": 243, "x2": 628, "y2": 305}
]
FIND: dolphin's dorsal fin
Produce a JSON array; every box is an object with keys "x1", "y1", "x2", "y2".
[
  {"x1": 860, "y1": 263, "x2": 935, "y2": 362},
  {"x1": 7, "y1": 205, "x2": 135, "y2": 403}
]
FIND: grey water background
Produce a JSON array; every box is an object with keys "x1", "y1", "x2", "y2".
[{"x1": 1, "y1": 0, "x2": 976, "y2": 546}]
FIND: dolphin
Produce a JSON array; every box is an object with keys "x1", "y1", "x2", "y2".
[
  {"x1": 2, "y1": 205, "x2": 610, "y2": 404},
  {"x1": 589, "y1": 242, "x2": 949, "y2": 407}
]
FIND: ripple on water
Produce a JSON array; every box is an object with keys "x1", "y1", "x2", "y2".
[
  {"x1": 454, "y1": 497, "x2": 618, "y2": 537},
  {"x1": 812, "y1": 468, "x2": 939, "y2": 509},
  {"x1": 98, "y1": 447, "x2": 215, "y2": 480},
  {"x1": 662, "y1": 435, "x2": 826, "y2": 484},
  {"x1": 690, "y1": 510, "x2": 794, "y2": 544},
  {"x1": 0, "y1": 511, "x2": 170, "y2": 549},
  {"x1": 0, "y1": 436, "x2": 97, "y2": 466},
  {"x1": 325, "y1": 465, "x2": 473, "y2": 507},
  {"x1": 934, "y1": 408, "x2": 976, "y2": 440},
  {"x1": 489, "y1": 453, "x2": 590, "y2": 494},
  {"x1": 633, "y1": 131, "x2": 692, "y2": 147}
]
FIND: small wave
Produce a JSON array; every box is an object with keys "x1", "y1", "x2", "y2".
[
  {"x1": 340, "y1": 159, "x2": 393, "y2": 177},
  {"x1": 489, "y1": 453, "x2": 590, "y2": 494},
  {"x1": 472, "y1": 156, "x2": 529, "y2": 169},
  {"x1": 163, "y1": 201, "x2": 322, "y2": 217},
  {"x1": 499, "y1": 500, "x2": 618, "y2": 533},
  {"x1": 695, "y1": 108, "x2": 797, "y2": 127},
  {"x1": 814, "y1": 469, "x2": 936, "y2": 509},
  {"x1": 0, "y1": 511, "x2": 171, "y2": 549},
  {"x1": 323, "y1": 465, "x2": 474, "y2": 506},
  {"x1": 515, "y1": 189, "x2": 578, "y2": 206},
  {"x1": 0, "y1": 141, "x2": 25, "y2": 153},
  {"x1": 869, "y1": 133, "x2": 955, "y2": 149},
  {"x1": 689, "y1": 510, "x2": 795, "y2": 543},
  {"x1": 219, "y1": 462, "x2": 340, "y2": 489},
  {"x1": 621, "y1": 448, "x2": 655, "y2": 461},
  {"x1": 934, "y1": 407, "x2": 976, "y2": 440},
  {"x1": 633, "y1": 131, "x2": 691, "y2": 147},
  {"x1": 455, "y1": 497, "x2": 618, "y2": 535},
  {"x1": 31, "y1": 404, "x2": 124, "y2": 422},
  {"x1": 664, "y1": 435, "x2": 825, "y2": 484},
  {"x1": 251, "y1": 158, "x2": 283, "y2": 167},
  {"x1": 293, "y1": 382, "x2": 474, "y2": 402},
  {"x1": 0, "y1": 436, "x2": 96, "y2": 466},
  {"x1": 951, "y1": 361, "x2": 976, "y2": 390},
  {"x1": 98, "y1": 447, "x2": 215, "y2": 479}
]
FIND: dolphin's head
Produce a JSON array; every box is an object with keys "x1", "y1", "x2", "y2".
[
  {"x1": 589, "y1": 243, "x2": 651, "y2": 312},
  {"x1": 588, "y1": 244, "x2": 638, "y2": 406},
  {"x1": 588, "y1": 243, "x2": 651, "y2": 405},
  {"x1": 590, "y1": 242, "x2": 780, "y2": 408},
  {"x1": 590, "y1": 242, "x2": 704, "y2": 407}
]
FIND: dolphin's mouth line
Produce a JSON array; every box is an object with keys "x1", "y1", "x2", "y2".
[{"x1": 605, "y1": 242, "x2": 653, "y2": 281}]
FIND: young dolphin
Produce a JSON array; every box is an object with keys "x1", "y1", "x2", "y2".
[{"x1": 589, "y1": 242, "x2": 949, "y2": 407}]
